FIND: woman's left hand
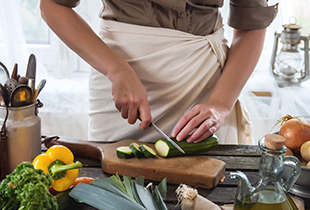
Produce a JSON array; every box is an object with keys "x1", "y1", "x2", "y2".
[
  {"x1": 171, "y1": 101, "x2": 231, "y2": 143},
  {"x1": 171, "y1": 28, "x2": 267, "y2": 143}
]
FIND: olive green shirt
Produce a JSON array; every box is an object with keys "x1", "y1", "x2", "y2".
[{"x1": 53, "y1": 0, "x2": 278, "y2": 35}]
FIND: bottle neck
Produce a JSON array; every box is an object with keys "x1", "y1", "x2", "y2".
[{"x1": 259, "y1": 152, "x2": 285, "y2": 183}]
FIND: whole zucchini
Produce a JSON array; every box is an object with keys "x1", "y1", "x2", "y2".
[{"x1": 154, "y1": 135, "x2": 218, "y2": 157}]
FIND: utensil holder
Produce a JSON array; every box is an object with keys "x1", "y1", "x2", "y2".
[{"x1": 0, "y1": 101, "x2": 42, "y2": 177}]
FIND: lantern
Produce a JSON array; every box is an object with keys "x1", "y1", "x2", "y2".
[{"x1": 270, "y1": 19, "x2": 309, "y2": 87}]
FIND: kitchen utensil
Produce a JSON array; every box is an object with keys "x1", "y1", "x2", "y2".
[
  {"x1": 11, "y1": 63, "x2": 18, "y2": 80},
  {"x1": 9, "y1": 85, "x2": 32, "y2": 107},
  {"x1": 137, "y1": 114, "x2": 185, "y2": 154},
  {"x1": 32, "y1": 79, "x2": 46, "y2": 103},
  {"x1": 4, "y1": 78, "x2": 19, "y2": 101},
  {"x1": 0, "y1": 83, "x2": 9, "y2": 106},
  {"x1": 0, "y1": 62, "x2": 9, "y2": 84},
  {"x1": 27, "y1": 78, "x2": 35, "y2": 99},
  {"x1": 44, "y1": 137, "x2": 226, "y2": 189},
  {"x1": 36, "y1": 79, "x2": 46, "y2": 95},
  {"x1": 25, "y1": 54, "x2": 36, "y2": 89},
  {"x1": 149, "y1": 122, "x2": 185, "y2": 154},
  {"x1": 18, "y1": 76, "x2": 28, "y2": 85}
]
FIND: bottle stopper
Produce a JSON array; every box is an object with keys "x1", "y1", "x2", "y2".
[{"x1": 264, "y1": 134, "x2": 286, "y2": 150}]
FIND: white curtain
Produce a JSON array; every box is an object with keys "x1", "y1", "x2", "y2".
[
  {"x1": 1, "y1": 0, "x2": 307, "y2": 143},
  {"x1": 239, "y1": 0, "x2": 310, "y2": 143},
  {"x1": 0, "y1": 0, "x2": 99, "y2": 140}
]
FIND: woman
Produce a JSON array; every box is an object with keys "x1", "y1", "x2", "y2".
[{"x1": 40, "y1": 0, "x2": 277, "y2": 144}]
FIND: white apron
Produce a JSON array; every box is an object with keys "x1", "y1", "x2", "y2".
[{"x1": 88, "y1": 13, "x2": 252, "y2": 144}]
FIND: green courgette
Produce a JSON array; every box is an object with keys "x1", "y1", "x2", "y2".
[
  {"x1": 129, "y1": 142, "x2": 144, "y2": 159},
  {"x1": 139, "y1": 144, "x2": 156, "y2": 158},
  {"x1": 154, "y1": 135, "x2": 219, "y2": 157},
  {"x1": 116, "y1": 146, "x2": 135, "y2": 159}
]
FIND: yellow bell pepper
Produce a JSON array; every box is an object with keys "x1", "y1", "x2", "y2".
[{"x1": 32, "y1": 145, "x2": 83, "y2": 192}]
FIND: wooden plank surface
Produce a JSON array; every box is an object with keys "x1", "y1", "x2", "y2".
[{"x1": 44, "y1": 140, "x2": 309, "y2": 210}]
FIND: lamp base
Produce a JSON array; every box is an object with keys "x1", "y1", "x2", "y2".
[{"x1": 274, "y1": 77, "x2": 301, "y2": 88}]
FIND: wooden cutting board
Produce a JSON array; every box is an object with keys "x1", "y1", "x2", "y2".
[{"x1": 44, "y1": 136, "x2": 226, "y2": 189}]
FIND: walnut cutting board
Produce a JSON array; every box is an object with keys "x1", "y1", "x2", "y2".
[{"x1": 44, "y1": 136, "x2": 226, "y2": 189}]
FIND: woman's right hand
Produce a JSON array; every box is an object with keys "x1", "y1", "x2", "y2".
[
  {"x1": 108, "y1": 59, "x2": 152, "y2": 130},
  {"x1": 40, "y1": 0, "x2": 152, "y2": 129}
]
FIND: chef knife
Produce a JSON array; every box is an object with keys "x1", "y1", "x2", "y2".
[
  {"x1": 137, "y1": 113, "x2": 185, "y2": 154},
  {"x1": 149, "y1": 121, "x2": 185, "y2": 154}
]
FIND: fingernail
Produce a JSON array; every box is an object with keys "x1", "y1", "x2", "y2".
[
  {"x1": 176, "y1": 135, "x2": 181, "y2": 141},
  {"x1": 171, "y1": 132, "x2": 175, "y2": 138}
]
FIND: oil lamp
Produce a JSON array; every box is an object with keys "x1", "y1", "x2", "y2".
[{"x1": 270, "y1": 18, "x2": 309, "y2": 87}]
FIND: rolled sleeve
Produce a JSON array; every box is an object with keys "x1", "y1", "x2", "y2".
[
  {"x1": 228, "y1": 0, "x2": 278, "y2": 30},
  {"x1": 53, "y1": 0, "x2": 80, "y2": 8}
]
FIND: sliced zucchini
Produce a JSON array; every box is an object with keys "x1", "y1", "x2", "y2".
[
  {"x1": 116, "y1": 146, "x2": 135, "y2": 159},
  {"x1": 154, "y1": 135, "x2": 219, "y2": 158},
  {"x1": 129, "y1": 142, "x2": 144, "y2": 159},
  {"x1": 139, "y1": 144, "x2": 156, "y2": 158}
]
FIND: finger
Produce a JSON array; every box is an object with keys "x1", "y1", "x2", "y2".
[
  {"x1": 174, "y1": 115, "x2": 207, "y2": 142},
  {"x1": 192, "y1": 129, "x2": 214, "y2": 143},
  {"x1": 171, "y1": 110, "x2": 200, "y2": 139},
  {"x1": 186, "y1": 119, "x2": 215, "y2": 143},
  {"x1": 120, "y1": 106, "x2": 129, "y2": 119},
  {"x1": 127, "y1": 108, "x2": 138, "y2": 124},
  {"x1": 138, "y1": 106, "x2": 152, "y2": 130}
]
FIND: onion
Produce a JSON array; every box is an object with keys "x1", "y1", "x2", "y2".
[{"x1": 278, "y1": 115, "x2": 310, "y2": 152}]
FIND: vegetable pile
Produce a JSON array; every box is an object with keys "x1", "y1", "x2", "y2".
[
  {"x1": 0, "y1": 161, "x2": 57, "y2": 210},
  {"x1": 116, "y1": 135, "x2": 219, "y2": 159},
  {"x1": 67, "y1": 174, "x2": 167, "y2": 210},
  {"x1": 278, "y1": 115, "x2": 310, "y2": 152},
  {"x1": 117, "y1": 142, "x2": 157, "y2": 159},
  {"x1": 277, "y1": 114, "x2": 310, "y2": 167}
]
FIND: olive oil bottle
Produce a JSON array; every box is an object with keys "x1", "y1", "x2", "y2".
[
  {"x1": 230, "y1": 134, "x2": 301, "y2": 210},
  {"x1": 234, "y1": 190, "x2": 298, "y2": 210}
]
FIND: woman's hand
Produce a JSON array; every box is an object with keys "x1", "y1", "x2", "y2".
[
  {"x1": 40, "y1": 0, "x2": 152, "y2": 129},
  {"x1": 171, "y1": 101, "x2": 231, "y2": 143},
  {"x1": 171, "y1": 28, "x2": 267, "y2": 143},
  {"x1": 109, "y1": 60, "x2": 152, "y2": 130}
]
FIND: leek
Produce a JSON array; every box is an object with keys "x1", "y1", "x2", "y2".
[
  {"x1": 133, "y1": 182, "x2": 158, "y2": 210},
  {"x1": 69, "y1": 183, "x2": 146, "y2": 210},
  {"x1": 68, "y1": 175, "x2": 168, "y2": 210}
]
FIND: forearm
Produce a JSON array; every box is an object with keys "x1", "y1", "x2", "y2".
[
  {"x1": 207, "y1": 28, "x2": 266, "y2": 111},
  {"x1": 39, "y1": 0, "x2": 131, "y2": 80}
]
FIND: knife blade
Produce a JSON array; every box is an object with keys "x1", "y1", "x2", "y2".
[
  {"x1": 137, "y1": 113, "x2": 185, "y2": 153},
  {"x1": 25, "y1": 54, "x2": 36, "y2": 90},
  {"x1": 149, "y1": 122, "x2": 185, "y2": 154}
]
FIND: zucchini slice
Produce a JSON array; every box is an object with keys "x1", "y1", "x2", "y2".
[
  {"x1": 116, "y1": 146, "x2": 135, "y2": 159},
  {"x1": 129, "y1": 142, "x2": 144, "y2": 159},
  {"x1": 139, "y1": 144, "x2": 156, "y2": 158},
  {"x1": 154, "y1": 135, "x2": 219, "y2": 157}
]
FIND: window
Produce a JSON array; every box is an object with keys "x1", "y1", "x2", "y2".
[
  {"x1": 292, "y1": 0, "x2": 310, "y2": 35},
  {"x1": 21, "y1": 0, "x2": 49, "y2": 45},
  {"x1": 19, "y1": 0, "x2": 102, "y2": 74}
]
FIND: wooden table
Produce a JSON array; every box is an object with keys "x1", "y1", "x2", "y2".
[{"x1": 45, "y1": 144, "x2": 310, "y2": 210}]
